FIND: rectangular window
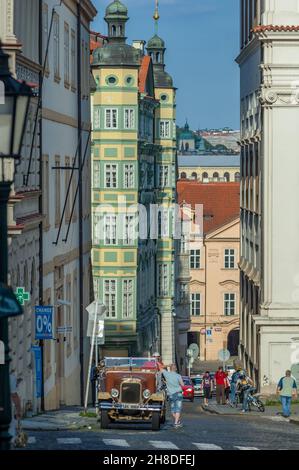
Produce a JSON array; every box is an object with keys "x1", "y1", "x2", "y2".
[
  {"x1": 104, "y1": 215, "x2": 117, "y2": 245},
  {"x1": 105, "y1": 108, "x2": 118, "y2": 129},
  {"x1": 55, "y1": 156, "x2": 61, "y2": 226},
  {"x1": 191, "y1": 293, "x2": 201, "y2": 316},
  {"x1": 180, "y1": 283, "x2": 188, "y2": 303},
  {"x1": 104, "y1": 280, "x2": 116, "y2": 318},
  {"x1": 124, "y1": 164, "x2": 134, "y2": 188},
  {"x1": 123, "y1": 280, "x2": 133, "y2": 318},
  {"x1": 42, "y1": 3, "x2": 49, "y2": 72},
  {"x1": 158, "y1": 264, "x2": 168, "y2": 297},
  {"x1": 93, "y1": 161, "x2": 100, "y2": 188},
  {"x1": 190, "y1": 250, "x2": 201, "y2": 269},
  {"x1": 160, "y1": 120, "x2": 171, "y2": 138},
  {"x1": 71, "y1": 29, "x2": 76, "y2": 89},
  {"x1": 124, "y1": 109, "x2": 135, "y2": 129},
  {"x1": 224, "y1": 293, "x2": 236, "y2": 316},
  {"x1": 159, "y1": 165, "x2": 169, "y2": 187},
  {"x1": 93, "y1": 107, "x2": 100, "y2": 129},
  {"x1": 42, "y1": 155, "x2": 50, "y2": 228},
  {"x1": 72, "y1": 157, "x2": 77, "y2": 221},
  {"x1": 224, "y1": 249, "x2": 235, "y2": 269},
  {"x1": 65, "y1": 156, "x2": 71, "y2": 222},
  {"x1": 105, "y1": 164, "x2": 117, "y2": 188},
  {"x1": 124, "y1": 215, "x2": 135, "y2": 245},
  {"x1": 53, "y1": 13, "x2": 60, "y2": 79},
  {"x1": 93, "y1": 213, "x2": 101, "y2": 245},
  {"x1": 64, "y1": 22, "x2": 69, "y2": 85}
]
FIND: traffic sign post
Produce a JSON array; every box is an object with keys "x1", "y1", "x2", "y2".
[{"x1": 35, "y1": 306, "x2": 53, "y2": 340}]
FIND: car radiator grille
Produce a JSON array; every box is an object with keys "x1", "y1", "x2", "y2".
[{"x1": 121, "y1": 383, "x2": 141, "y2": 404}]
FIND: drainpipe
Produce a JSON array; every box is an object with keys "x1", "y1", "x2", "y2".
[
  {"x1": 204, "y1": 237, "x2": 207, "y2": 361},
  {"x1": 77, "y1": 2, "x2": 84, "y2": 406}
]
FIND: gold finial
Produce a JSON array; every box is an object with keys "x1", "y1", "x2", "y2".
[{"x1": 153, "y1": 0, "x2": 160, "y2": 22}]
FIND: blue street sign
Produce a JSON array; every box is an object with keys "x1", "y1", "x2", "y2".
[
  {"x1": 35, "y1": 306, "x2": 53, "y2": 339},
  {"x1": 32, "y1": 346, "x2": 42, "y2": 398},
  {"x1": 206, "y1": 329, "x2": 212, "y2": 337}
]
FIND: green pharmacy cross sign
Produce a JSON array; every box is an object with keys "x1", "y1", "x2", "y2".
[{"x1": 14, "y1": 287, "x2": 30, "y2": 306}]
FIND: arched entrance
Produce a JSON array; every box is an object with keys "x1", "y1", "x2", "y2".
[{"x1": 227, "y1": 328, "x2": 240, "y2": 356}]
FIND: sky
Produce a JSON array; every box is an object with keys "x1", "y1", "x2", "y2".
[{"x1": 92, "y1": 0, "x2": 240, "y2": 130}]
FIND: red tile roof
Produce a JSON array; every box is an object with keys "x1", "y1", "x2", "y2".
[
  {"x1": 253, "y1": 25, "x2": 299, "y2": 33},
  {"x1": 177, "y1": 181, "x2": 240, "y2": 235},
  {"x1": 139, "y1": 55, "x2": 151, "y2": 94}
]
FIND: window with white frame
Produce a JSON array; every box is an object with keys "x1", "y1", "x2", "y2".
[
  {"x1": 105, "y1": 108, "x2": 118, "y2": 129},
  {"x1": 42, "y1": 3, "x2": 49, "y2": 72},
  {"x1": 123, "y1": 279, "x2": 133, "y2": 318},
  {"x1": 224, "y1": 249, "x2": 235, "y2": 269},
  {"x1": 64, "y1": 22, "x2": 69, "y2": 84},
  {"x1": 71, "y1": 29, "x2": 76, "y2": 89},
  {"x1": 158, "y1": 208, "x2": 169, "y2": 238},
  {"x1": 158, "y1": 264, "x2": 168, "y2": 296},
  {"x1": 105, "y1": 164, "x2": 117, "y2": 188},
  {"x1": 180, "y1": 283, "x2": 188, "y2": 303},
  {"x1": 93, "y1": 213, "x2": 101, "y2": 244},
  {"x1": 104, "y1": 214, "x2": 117, "y2": 245},
  {"x1": 160, "y1": 120, "x2": 171, "y2": 138},
  {"x1": 93, "y1": 161, "x2": 100, "y2": 188},
  {"x1": 53, "y1": 13, "x2": 60, "y2": 79},
  {"x1": 224, "y1": 293, "x2": 236, "y2": 316},
  {"x1": 159, "y1": 165, "x2": 169, "y2": 187},
  {"x1": 124, "y1": 215, "x2": 135, "y2": 245},
  {"x1": 190, "y1": 249, "x2": 201, "y2": 269},
  {"x1": 104, "y1": 280, "x2": 116, "y2": 318},
  {"x1": 93, "y1": 107, "x2": 100, "y2": 129},
  {"x1": 124, "y1": 109, "x2": 135, "y2": 129},
  {"x1": 124, "y1": 164, "x2": 134, "y2": 188},
  {"x1": 191, "y1": 293, "x2": 201, "y2": 316}
]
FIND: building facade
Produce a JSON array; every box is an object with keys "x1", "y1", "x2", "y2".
[
  {"x1": 237, "y1": 0, "x2": 299, "y2": 391},
  {"x1": 1, "y1": 0, "x2": 97, "y2": 411},
  {"x1": 91, "y1": 1, "x2": 186, "y2": 366},
  {"x1": 178, "y1": 182, "x2": 240, "y2": 362},
  {"x1": 178, "y1": 155, "x2": 240, "y2": 183}
]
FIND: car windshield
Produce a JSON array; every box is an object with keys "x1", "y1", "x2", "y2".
[
  {"x1": 191, "y1": 377, "x2": 202, "y2": 385},
  {"x1": 183, "y1": 377, "x2": 192, "y2": 385},
  {"x1": 104, "y1": 357, "x2": 157, "y2": 369}
]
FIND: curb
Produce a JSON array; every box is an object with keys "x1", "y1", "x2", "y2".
[{"x1": 290, "y1": 419, "x2": 299, "y2": 426}]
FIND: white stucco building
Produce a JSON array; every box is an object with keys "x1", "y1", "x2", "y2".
[
  {"x1": 1, "y1": 0, "x2": 97, "y2": 411},
  {"x1": 237, "y1": 0, "x2": 299, "y2": 392}
]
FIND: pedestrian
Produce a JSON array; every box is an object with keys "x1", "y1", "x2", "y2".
[
  {"x1": 230, "y1": 364, "x2": 245, "y2": 406},
  {"x1": 202, "y1": 371, "x2": 213, "y2": 406},
  {"x1": 224, "y1": 375, "x2": 231, "y2": 404},
  {"x1": 236, "y1": 373, "x2": 254, "y2": 413},
  {"x1": 152, "y1": 352, "x2": 165, "y2": 390},
  {"x1": 277, "y1": 370, "x2": 298, "y2": 418},
  {"x1": 9, "y1": 371, "x2": 22, "y2": 446},
  {"x1": 215, "y1": 366, "x2": 227, "y2": 405},
  {"x1": 162, "y1": 364, "x2": 184, "y2": 428},
  {"x1": 90, "y1": 360, "x2": 98, "y2": 407}
]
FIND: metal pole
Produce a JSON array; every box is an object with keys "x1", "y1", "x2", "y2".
[
  {"x1": 84, "y1": 302, "x2": 98, "y2": 412},
  {"x1": 0, "y1": 182, "x2": 12, "y2": 450}
]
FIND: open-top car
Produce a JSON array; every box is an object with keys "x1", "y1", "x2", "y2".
[{"x1": 97, "y1": 357, "x2": 166, "y2": 431}]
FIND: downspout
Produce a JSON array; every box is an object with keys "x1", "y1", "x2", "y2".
[
  {"x1": 38, "y1": 0, "x2": 45, "y2": 412},
  {"x1": 204, "y1": 237, "x2": 207, "y2": 361},
  {"x1": 77, "y1": 2, "x2": 84, "y2": 406}
]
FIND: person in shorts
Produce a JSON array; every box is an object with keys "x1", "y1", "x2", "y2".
[
  {"x1": 162, "y1": 364, "x2": 184, "y2": 428},
  {"x1": 202, "y1": 371, "x2": 213, "y2": 406}
]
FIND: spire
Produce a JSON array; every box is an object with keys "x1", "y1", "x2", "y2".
[{"x1": 153, "y1": 0, "x2": 160, "y2": 35}]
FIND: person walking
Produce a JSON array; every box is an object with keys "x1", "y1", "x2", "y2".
[
  {"x1": 90, "y1": 361, "x2": 98, "y2": 407},
  {"x1": 224, "y1": 375, "x2": 231, "y2": 404},
  {"x1": 162, "y1": 364, "x2": 184, "y2": 428},
  {"x1": 230, "y1": 364, "x2": 245, "y2": 406},
  {"x1": 215, "y1": 366, "x2": 227, "y2": 405},
  {"x1": 277, "y1": 370, "x2": 298, "y2": 418},
  {"x1": 202, "y1": 371, "x2": 213, "y2": 406}
]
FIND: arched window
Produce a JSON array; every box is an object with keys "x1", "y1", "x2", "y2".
[
  {"x1": 119, "y1": 25, "x2": 123, "y2": 36},
  {"x1": 191, "y1": 172, "x2": 197, "y2": 181},
  {"x1": 213, "y1": 172, "x2": 219, "y2": 181},
  {"x1": 202, "y1": 172, "x2": 209, "y2": 181},
  {"x1": 156, "y1": 52, "x2": 160, "y2": 63},
  {"x1": 111, "y1": 25, "x2": 116, "y2": 36},
  {"x1": 224, "y1": 172, "x2": 230, "y2": 182},
  {"x1": 180, "y1": 172, "x2": 187, "y2": 179},
  {"x1": 235, "y1": 172, "x2": 241, "y2": 182}
]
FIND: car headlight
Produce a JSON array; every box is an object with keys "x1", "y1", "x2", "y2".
[
  {"x1": 111, "y1": 388, "x2": 119, "y2": 398},
  {"x1": 143, "y1": 389, "x2": 151, "y2": 399},
  {"x1": 186, "y1": 388, "x2": 193, "y2": 392}
]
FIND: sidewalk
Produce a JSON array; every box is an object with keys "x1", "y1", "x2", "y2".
[
  {"x1": 201, "y1": 399, "x2": 299, "y2": 425},
  {"x1": 22, "y1": 406, "x2": 99, "y2": 431}
]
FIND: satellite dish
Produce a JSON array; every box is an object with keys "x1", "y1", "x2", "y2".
[
  {"x1": 218, "y1": 349, "x2": 230, "y2": 362},
  {"x1": 188, "y1": 343, "x2": 199, "y2": 359}
]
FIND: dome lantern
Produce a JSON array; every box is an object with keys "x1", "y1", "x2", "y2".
[{"x1": 105, "y1": 1, "x2": 129, "y2": 42}]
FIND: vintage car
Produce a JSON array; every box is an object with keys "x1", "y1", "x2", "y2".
[{"x1": 97, "y1": 357, "x2": 166, "y2": 431}]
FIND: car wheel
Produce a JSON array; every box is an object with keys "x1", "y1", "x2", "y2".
[
  {"x1": 151, "y1": 411, "x2": 161, "y2": 431},
  {"x1": 100, "y1": 409, "x2": 110, "y2": 429}
]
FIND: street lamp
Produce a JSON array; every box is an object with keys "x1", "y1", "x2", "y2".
[{"x1": 0, "y1": 43, "x2": 32, "y2": 450}]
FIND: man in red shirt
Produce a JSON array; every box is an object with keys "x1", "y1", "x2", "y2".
[{"x1": 215, "y1": 366, "x2": 227, "y2": 405}]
